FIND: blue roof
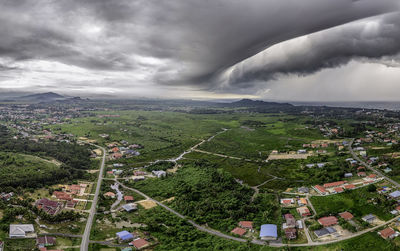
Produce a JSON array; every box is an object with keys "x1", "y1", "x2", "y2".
[
  {"x1": 116, "y1": 230, "x2": 134, "y2": 240},
  {"x1": 390, "y1": 191, "x2": 400, "y2": 198},
  {"x1": 260, "y1": 224, "x2": 277, "y2": 238}
]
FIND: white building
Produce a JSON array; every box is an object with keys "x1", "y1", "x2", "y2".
[{"x1": 9, "y1": 224, "x2": 35, "y2": 238}]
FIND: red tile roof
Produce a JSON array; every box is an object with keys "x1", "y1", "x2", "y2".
[
  {"x1": 124, "y1": 196, "x2": 134, "y2": 201},
  {"x1": 318, "y1": 216, "x2": 338, "y2": 227},
  {"x1": 344, "y1": 184, "x2": 356, "y2": 190},
  {"x1": 231, "y1": 227, "x2": 246, "y2": 236},
  {"x1": 380, "y1": 227, "x2": 395, "y2": 239},
  {"x1": 323, "y1": 181, "x2": 346, "y2": 188},
  {"x1": 315, "y1": 185, "x2": 327, "y2": 194},
  {"x1": 239, "y1": 221, "x2": 253, "y2": 229},
  {"x1": 368, "y1": 174, "x2": 377, "y2": 178},
  {"x1": 339, "y1": 212, "x2": 354, "y2": 220},
  {"x1": 334, "y1": 187, "x2": 344, "y2": 193},
  {"x1": 130, "y1": 238, "x2": 149, "y2": 249}
]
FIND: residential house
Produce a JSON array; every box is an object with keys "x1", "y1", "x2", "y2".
[
  {"x1": 379, "y1": 227, "x2": 396, "y2": 239},
  {"x1": 339, "y1": 212, "x2": 354, "y2": 221},
  {"x1": 35, "y1": 198, "x2": 63, "y2": 215},
  {"x1": 333, "y1": 187, "x2": 344, "y2": 193},
  {"x1": 130, "y1": 238, "x2": 150, "y2": 250},
  {"x1": 124, "y1": 196, "x2": 134, "y2": 202},
  {"x1": 298, "y1": 187, "x2": 309, "y2": 194},
  {"x1": 238, "y1": 221, "x2": 253, "y2": 231},
  {"x1": 9, "y1": 224, "x2": 35, "y2": 238},
  {"x1": 152, "y1": 170, "x2": 166, "y2": 178},
  {"x1": 297, "y1": 206, "x2": 311, "y2": 217},
  {"x1": 122, "y1": 203, "x2": 137, "y2": 212},
  {"x1": 362, "y1": 214, "x2": 376, "y2": 224},
  {"x1": 344, "y1": 173, "x2": 353, "y2": 178},
  {"x1": 297, "y1": 198, "x2": 308, "y2": 206},
  {"x1": 284, "y1": 228, "x2": 297, "y2": 240},
  {"x1": 389, "y1": 191, "x2": 400, "y2": 199},
  {"x1": 36, "y1": 236, "x2": 56, "y2": 247},
  {"x1": 283, "y1": 214, "x2": 296, "y2": 229},
  {"x1": 104, "y1": 192, "x2": 116, "y2": 199},
  {"x1": 116, "y1": 231, "x2": 134, "y2": 242},
  {"x1": 314, "y1": 227, "x2": 337, "y2": 238},
  {"x1": 344, "y1": 184, "x2": 356, "y2": 190},
  {"x1": 318, "y1": 216, "x2": 338, "y2": 227},
  {"x1": 314, "y1": 185, "x2": 328, "y2": 195},
  {"x1": 280, "y1": 198, "x2": 294, "y2": 205},
  {"x1": 259, "y1": 224, "x2": 278, "y2": 240},
  {"x1": 231, "y1": 227, "x2": 246, "y2": 236},
  {"x1": 323, "y1": 181, "x2": 346, "y2": 188},
  {"x1": 53, "y1": 191, "x2": 72, "y2": 201}
]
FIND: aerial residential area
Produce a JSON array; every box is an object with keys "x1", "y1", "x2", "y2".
[{"x1": 0, "y1": 94, "x2": 400, "y2": 250}]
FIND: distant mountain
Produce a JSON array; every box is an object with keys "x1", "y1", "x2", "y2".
[
  {"x1": 1, "y1": 92, "x2": 85, "y2": 103},
  {"x1": 229, "y1": 99, "x2": 294, "y2": 107}
]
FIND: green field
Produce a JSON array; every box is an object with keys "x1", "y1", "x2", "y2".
[{"x1": 310, "y1": 185, "x2": 395, "y2": 221}]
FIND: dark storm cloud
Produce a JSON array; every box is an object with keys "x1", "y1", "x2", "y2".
[
  {"x1": 0, "y1": 0, "x2": 399, "y2": 93},
  {"x1": 224, "y1": 13, "x2": 400, "y2": 88}
]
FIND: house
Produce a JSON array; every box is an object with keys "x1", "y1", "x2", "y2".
[
  {"x1": 297, "y1": 198, "x2": 308, "y2": 206},
  {"x1": 112, "y1": 153, "x2": 123, "y2": 159},
  {"x1": 66, "y1": 200, "x2": 78, "y2": 208},
  {"x1": 231, "y1": 227, "x2": 246, "y2": 236},
  {"x1": 314, "y1": 185, "x2": 328, "y2": 195},
  {"x1": 362, "y1": 214, "x2": 376, "y2": 224},
  {"x1": 280, "y1": 198, "x2": 294, "y2": 205},
  {"x1": 396, "y1": 205, "x2": 400, "y2": 213},
  {"x1": 368, "y1": 174, "x2": 377, "y2": 179},
  {"x1": 296, "y1": 220, "x2": 303, "y2": 229},
  {"x1": 344, "y1": 173, "x2": 353, "y2": 178},
  {"x1": 283, "y1": 214, "x2": 296, "y2": 229},
  {"x1": 357, "y1": 172, "x2": 366, "y2": 177},
  {"x1": 333, "y1": 187, "x2": 344, "y2": 193},
  {"x1": 9, "y1": 224, "x2": 35, "y2": 238},
  {"x1": 323, "y1": 181, "x2": 346, "y2": 188},
  {"x1": 314, "y1": 227, "x2": 337, "y2": 238},
  {"x1": 35, "y1": 198, "x2": 63, "y2": 215},
  {"x1": 297, "y1": 206, "x2": 311, "y2": 217},
  {"x1": 104, "y1": 192, "x2": 116, "y2": 198},
  {"x1": 317, "y1": 163, "x2": 326, "y2": 168},
  {"x1": 306, "y1": 164, "x2": 315, "y2": 168},
  {"x1": 53, "y1": 191, "x2": 72, "y2": 201},
  {"x1": 152, "y1": 170, "x2": 166, "y2": 178},
  {"x1": 284, "y1": 228, "x2": 297, "y2": 240},
  {"x1": 297, "y1": 149, "x2": 307, "y2": 154},
  {"x1": 36, "y1": 236, "x2": 56, "y2": 247},
  {"x1": 379, "y1": 227, "x2": 396, "y2": 239},
  {"x1": 298, "y1": 187, "x2": 309, "y2": 194},
  {"x1": 318, "y1": 216, "x2": 338, "y2": 227},
  {"x1": 122, "y1": 203, "x2": 137, "y2": 212},
  {"x1": 344, "y1": 184, "x2": 356, "y2": 190},
  {"x1": 238, "y1": 221, "x2": 253, "y2": 230},
  {"x1": 339, "y1": 212, "x2": 354, "y2": 221},
  {"x1": 116, "y1": 231, "x2": 134, "y2": 242},
  {"x1": 124, "y1": 196, "x2": 134, "y2": 202},
  {"x1": 260, "y1": 224, "x2": 278, "y2": 240},
  {"x1": 130, "y1": 238, "x2": 150, "y2": 250},
  {"x1": 389, "y1": 191, "x2": 400, "y2": 199}
]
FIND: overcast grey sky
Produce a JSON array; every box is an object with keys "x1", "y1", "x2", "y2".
[{"x1": 0, "y1": 0, "x2": 400, "y2": 101}]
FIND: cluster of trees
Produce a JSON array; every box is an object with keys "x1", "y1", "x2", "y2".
[
  {"x1": 0, "y1": 125, "x2": 91, "y2": 189},
  {"x1": 131, "y1": 160, "x2": 280, "y2": 232}
]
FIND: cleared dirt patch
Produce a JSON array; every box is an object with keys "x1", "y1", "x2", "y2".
[
  {"x1": 267, "y1": 153, "x2": 312, "y2": 160},
  {"x1": 137, "y1": 199, "x2": 157, "y2": 209}
]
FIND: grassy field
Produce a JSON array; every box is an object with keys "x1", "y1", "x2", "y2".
[{"x1": 310, "y1": 185, "x2": 394, "y2": 221}]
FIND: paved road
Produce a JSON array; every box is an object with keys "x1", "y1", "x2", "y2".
[
  {"x1": 349, "y1": 139, "x2": 400, "y2": 187},
  {"x1": 80, "y1": 144, "x2": 106, "y2": 251}
]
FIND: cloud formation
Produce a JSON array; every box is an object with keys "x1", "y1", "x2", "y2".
[{"x1": 0, "y1": 0, "x2": 399, "y2": 99}]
